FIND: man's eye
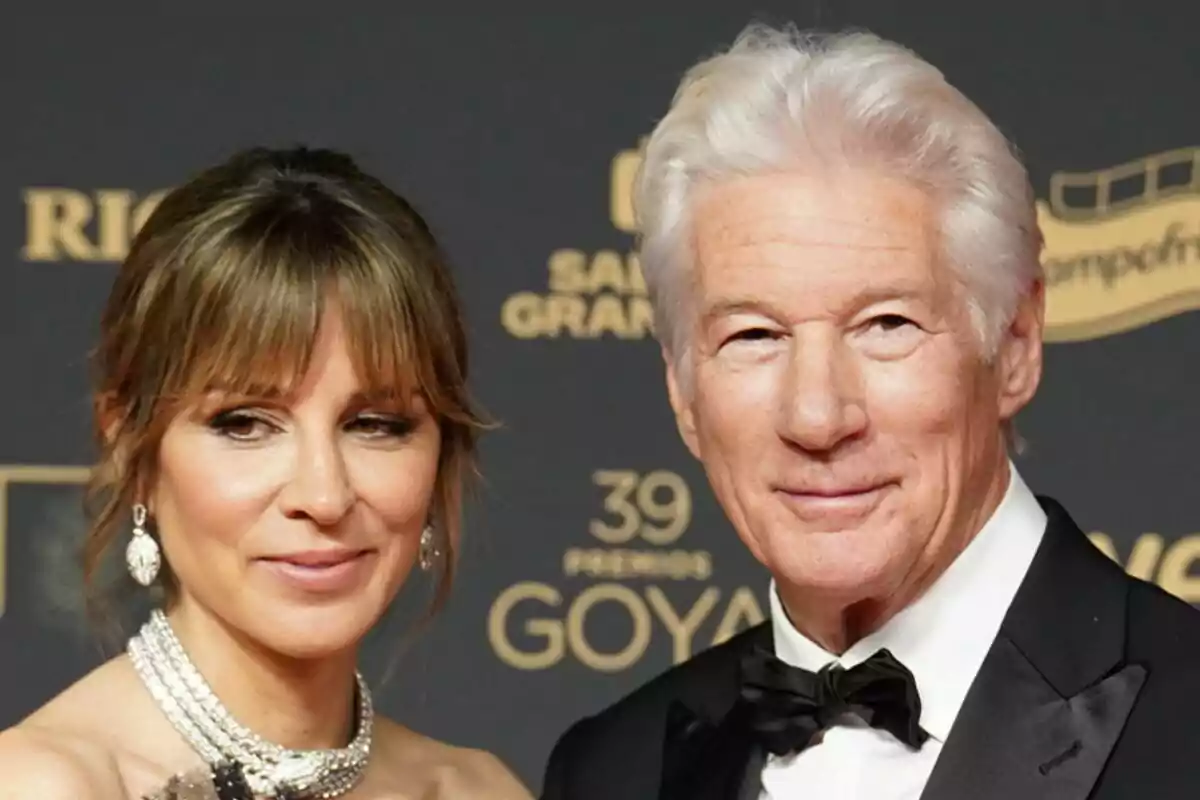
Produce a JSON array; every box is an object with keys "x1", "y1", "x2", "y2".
[
  {"x1": 727, "y1": 328, "x2": 777, "y2": 343},
  {"x1": 870, "y1": 314, "x2": 916, "y2": 332}
]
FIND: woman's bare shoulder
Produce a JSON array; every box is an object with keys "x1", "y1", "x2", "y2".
[
  {"x1": 373, "y1": 717, "x2": 533, "y2": 800},
  {"x1": 437, "y1": 746, "x2": 532, "y2": 800},
  {"x1": 0, "y1": 656, "x2": 154, "y2": 799},
  {"x1": 0, "y1": 723, "x2": 127, "y2": 799}
]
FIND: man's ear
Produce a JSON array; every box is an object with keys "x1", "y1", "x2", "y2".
[
  {"x1": 997, "y1": 279, "x2": 1045, "y2": 422},
  {"x1": 664, "y1": 347, "x2": 701, "y2": 460}
]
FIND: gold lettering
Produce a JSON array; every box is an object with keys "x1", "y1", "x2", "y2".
[
  {"x1": 627, "y1": 296, "x2": 654, "y2": 336},
  {"x1": 1088, "y1": 532, "x2": 1117, "y2": 560},
  {"x1": 501, "y1": 293, "x2": 652, "y2": 340},
  {"x1": 592, "y1": 295, "x2": 652, "y2": 339},
  {"x1": 646, "y1": 586, "x2": 720, "y2": 664},
  {"x1": 1128, "y1": 533, "x2": 1167, "y2": 581},
  {"x1": 711, "y1": 586, "x2": 766, "y2": 646},
  {"x1": 1158, "y1": 535, "x2": 1200, "y2": 604},
  {"x1": 489, "y1": 583, "x2": 766, "y2": 671},
  {"x1": 1089, "y1": 531, "x2": 1200, "y2": 602},
  {"x1": 585, "y1": 294, "x2": 630, "y2": 338},
  {"x1": 96, "y1": 190, "x2": 136, "y2": 261},
  {"x1": 588, "y1": 251, "x2": 628, "y2": 294},
  {"x1": 547, "y1": 249, "x2": 588, "y2": 293},
  {"x1": 547, "y1": 250, "x2": 645, "y2": 297},
  {"x1": 562, "y1": 548, "x2": 585, "y2": 577},
  {"x1": 567, "y1": 584, "x2": 652, "y2": 672},
  {"x1": 627, "y1": 253, "x2": 647, "y2": 294},
  {"x1": 630, "y1": 551, "x2": 660, "y2": 577},
  {"x1": 590, "y1": 470, "x2": 641, "y2": 544},
  {"x1": 23, "y1": 189, "x2": 96, "y2": 260},
  {"x1": 560, "y1": 547, "x2": 712, "y2": 580},
  {"x1": 499, "y1": 292, "x2": 545, "y2": 339},
  {"x1": 610, "y1": 146, "x2": 642, "y2": 233},
  {"x1": 636, "y1": 470, "x2": 691, "y2": 545},
  {"x1": 546, "y1": 295, "x2": 588, "y2": 337},
  {"x1": 591, "y1": 470, "x2": 692, "y2": 546},
  {"x1": 22, "y1": 188, "x2": 166, "y2": 262},
  {"x1": 1090, "y1": 531, "x2": 1167, "y2": 581},
  {"x1": 500, "y1": 293, "x2": 591, "y2": 339},
  {"x1": 486, "y1": 581, "x2": 564, "y2": 669}
]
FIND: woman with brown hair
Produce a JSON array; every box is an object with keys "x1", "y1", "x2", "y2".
[{"x1": 0, "y1": 146, "x2": 532, "y2": 799}]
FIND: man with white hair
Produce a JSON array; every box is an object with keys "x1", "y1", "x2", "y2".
[{"x1": 538, "y1": 23, "x2": 1200, "y2": 800}]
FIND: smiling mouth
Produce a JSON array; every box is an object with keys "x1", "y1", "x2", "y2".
[
  {"x1": 260, "y1": 549, "x2": 370, "y2": 567},
  {"x1": 256, "y1": 550, "x2": 375, "y2": 593},
  {"x1": 774, "y1": 484, "x2": 893, "y2": 521}
]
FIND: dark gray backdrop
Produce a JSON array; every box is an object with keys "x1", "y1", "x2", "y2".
[{"x1": 2, "y1": 2, "x2": 1197, "y2": 792}]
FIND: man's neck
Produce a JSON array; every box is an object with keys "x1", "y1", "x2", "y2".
[
  {"x1": 162, "y1": 602, "x2": 359, "y2": 750},
  {"x1": 778, "y1": 595, "x2": 890, "y2": 655}
]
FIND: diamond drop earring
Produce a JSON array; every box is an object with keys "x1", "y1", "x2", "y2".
[
  {"x1": 418, "y1": 525, "x2": 440, "y2": 572},
  {"x1": 125, "y1": 503, "x2": 161, "y2": 586}
]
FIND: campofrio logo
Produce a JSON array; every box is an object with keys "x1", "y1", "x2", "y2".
[{"x1": 1040, "y1": 147, "x2": 1200, "y2": 341}]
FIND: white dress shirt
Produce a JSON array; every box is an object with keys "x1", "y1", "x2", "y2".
[{"x1": 759, "y1": 462, "x2": 1047, "y2": 799}]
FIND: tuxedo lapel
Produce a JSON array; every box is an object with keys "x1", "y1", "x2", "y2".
[
  {"x1": 659, "y1": 626, "x2": 772, "y2": 800},
  {"x1": 919, "y1": 633, "x2": 1145, "y2": 800},
  {"x1": 921, "y1": 497, "x2": 1147, "y2": 800},
  {"x1": 659, "y1": 700, "x2": 766, "y2": 800}
]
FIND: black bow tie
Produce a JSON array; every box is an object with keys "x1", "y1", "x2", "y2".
[{"x1": 738, "y1": 646, "x2": 930, "y2": 757}]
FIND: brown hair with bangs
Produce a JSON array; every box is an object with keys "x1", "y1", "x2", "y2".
[{"x1": 85, "y1": 145, "x2": 486, "y2": 631}]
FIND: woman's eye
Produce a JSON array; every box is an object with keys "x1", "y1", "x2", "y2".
[
  {"x1": 347, "y1": 415, "x2": 416, "y2": 439},
  {"x1": 207, "y1": 410, "x2": 276, "y2": 441}
]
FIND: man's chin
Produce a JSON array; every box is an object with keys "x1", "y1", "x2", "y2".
[{"x1": 768, "y1": 549, "x2": 903, "y2": 607}]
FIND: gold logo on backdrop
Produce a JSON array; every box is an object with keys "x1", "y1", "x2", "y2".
[
  {"x1": 1041, "y1": 147, "x2": 1200, "y2": 341},
  {"x1": 487, "y1": 469, "x2": 765, "y2": 672},
  {"x1": 609, "y1": 142, "x2": 643, "y2": 234},
  {"x1": 606, "y1": 144, "x2": 1200, "y2": 342},
  {"x1": 500, "y1": 146, "x2": 652, "y2": 341},
  {"x1": 0, "y1": 465, "x2": 91, "y2": 618},
  {"x1": 1089, "y1": 531, "x2": 1200, "y2": 604},
  {"x1": 22, "y1": 188, "x2": 168, "y2": 262}
]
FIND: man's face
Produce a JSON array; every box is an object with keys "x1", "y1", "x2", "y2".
[{"x1": 668, "y1": 168, "x2": 1043, "y2": 610}]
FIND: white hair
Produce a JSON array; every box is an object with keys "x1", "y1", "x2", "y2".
[{"x1": 635, "y1": 23, "x2": 1044, "y2": 365}]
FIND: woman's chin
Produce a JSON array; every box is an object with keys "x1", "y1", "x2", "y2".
[{"x1": 239, "y1": 605, "x2": 382, "y2": 661}]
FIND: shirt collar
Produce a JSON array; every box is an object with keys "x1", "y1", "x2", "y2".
[{"x1": 769, "y1": 461, "x2": 1047, "y2": 742}]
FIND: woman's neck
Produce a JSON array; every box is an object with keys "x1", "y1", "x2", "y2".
[{"x1": 161, "y1": 602, "x2": 360, "y2": 751}]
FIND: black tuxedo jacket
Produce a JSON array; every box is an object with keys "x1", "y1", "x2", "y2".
[{"x1": 539, "y1": 498, "x2": 1200, "y2": 800}]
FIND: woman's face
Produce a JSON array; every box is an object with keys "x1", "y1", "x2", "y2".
[{"x1": 150, "y1": 305, "x2": 441, "y2": 659}]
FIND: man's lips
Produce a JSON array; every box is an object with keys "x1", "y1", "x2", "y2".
[
  {"x1": 773, "y1": 482, "x2": 894, "y2": 522},
  {"x1": 774, "y1": 480, "x2": 893, "y2": 497},
  {"x1": 778, "y1": 486, "x2": 885, "y2": 497}
]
